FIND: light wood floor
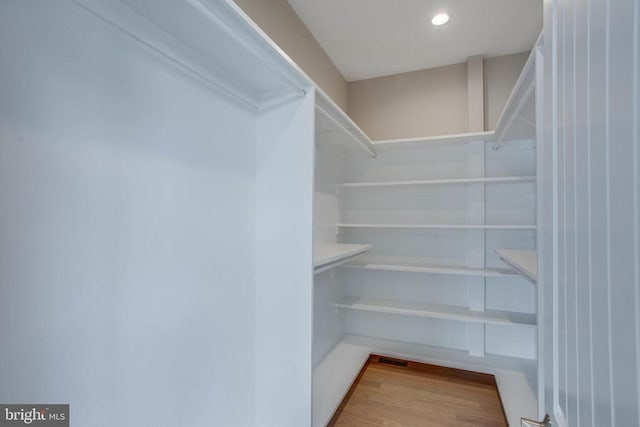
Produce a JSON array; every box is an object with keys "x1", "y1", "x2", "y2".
[{"x1": 329, "y1": 355, "x2": 508, "y2": 427}]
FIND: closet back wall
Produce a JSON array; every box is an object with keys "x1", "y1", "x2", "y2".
[{"x1": 348, "y1": 52, "x2": 529, "y2": 140}]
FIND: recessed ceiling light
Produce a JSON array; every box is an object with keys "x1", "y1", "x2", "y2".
[{"x1": 431, "y1": 13, "x2": 450, "y2": 26}]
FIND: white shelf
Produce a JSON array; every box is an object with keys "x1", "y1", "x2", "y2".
[
  {"x1": 369, "y1": 34, "x2": 542, "y2": 151},
  {"x1": 496, "y1": 249, "x2": 538, "y2": 284},
  {"x1": 337, "y1": 223, "x2": 537, "y2": 230},
  {"x1": 335, "y1": 297, "x2": 537, "y2": 327},
  {"x1": 314, "y1": 243, "x2": 372, "y2": 273},
  {"x1": 347, "y1": 256, "x2": 517, "y2": 277},
  {"x1": 373, "y1": 131, "x2": 496, "y2": 149},
  {"x1": 338, "y1": 176, "x2": 535, "y2": 188},
  {"x1": 312, "y1": 341, "x2": 370, "y2": 427},
  {"x1": 315, "y1": 90, "x2": 377, "y2": 158},
  {"x1": 76, "y1": 0, "x2": 312, "y2": 111}
]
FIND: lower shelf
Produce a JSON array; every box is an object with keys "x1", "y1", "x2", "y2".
[
  {"x1": 347, "y1": 255, "x2": 517, "y2": 277},
  {"x1": 338, "y1": 223, "x2": 537, "y2": 230},
  {"x1": 313, "y1": 335, "x2": 538, "y2": 427},
  {"x1": 335, "y1": 297, "x2": 537, "y2": 327},
  {"x1": 312, "y1": 340, "x2": 370, "y2": 427}
]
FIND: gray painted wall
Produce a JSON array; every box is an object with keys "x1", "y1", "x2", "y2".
[
  {"x1": 347, "y1": 53, "x2": 529, "y2": 140},
  {"x1": 347, "y1": 63, "x2": 469, "y2": 140}
]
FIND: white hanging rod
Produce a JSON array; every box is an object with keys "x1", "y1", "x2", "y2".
[
  {"x1": 315, "y1": 105, "x2": 377, "y2": 158},
  {"x1": 73, "y1": 0, "x2": 262, "y2": 110},
  {"x1": 259, "y1": 89, "x2": 308, "y2": 112}
]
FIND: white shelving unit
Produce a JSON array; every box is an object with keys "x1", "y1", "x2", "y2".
[
  {"x1": 497, "y1": 249, "x2": 538, "y2": 284},
  {"x1": 335, "y1": 297, "x2": 537, "y2": 327},
  {"x1": 310, "y1": 28, "x2": 542, "y2": 427},
  {"x1": 347, "y1": 255, "x2": 517, "y2": 277}
]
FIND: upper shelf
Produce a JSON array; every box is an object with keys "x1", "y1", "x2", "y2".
[
  {"x1": 369, "y1": 33, "x2": 542, "y2": 151},
  {"x1": 496, "y1": 249, "x2": 538, "y2": 284},
  {"x1": 315, "y1": 90, "x2": 377, "y2": 158},
  {"x1": 74, "y1": 0, "x2": 311, "y2": 110},
  {"x1": 79, "y1": 0, "x2": 378, "y2": 157}
]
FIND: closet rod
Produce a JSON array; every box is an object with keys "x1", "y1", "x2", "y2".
[
  {"x1": 259, "y1": 89, "x2": 307, "y2": 112},
  {"x1": 73, "y1": 0, "x2": 259, "y2": 110},
  {"x1": 315, "y1": 105, "x2": 377, "y2": 158}
]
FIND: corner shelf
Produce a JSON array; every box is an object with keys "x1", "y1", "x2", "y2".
[
  {"x1": 496, "y1": 249, "x2": 538, "y2": 284},
  {"x1": 335, "y1": 297, "x2": 536, "y2": 327},
  {"x1": 338, "y1": 176, "x2": 535, "y2": 188},
  {"x1": 493, "y1": 33, "x2": 542, "y2": 146},
  {"x1": 337, "y1": 223, "x2": 537, "y2": 230},
  {"x1": 347, "y1": 256, "x2": 517, "y2": 278},
  {"x1": 314, "y1": 243, "x2": 372, "y2": 274}
]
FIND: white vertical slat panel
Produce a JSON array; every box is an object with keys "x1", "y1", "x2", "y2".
[
  {"x1": 564, "y1": 0, "x2": 579, "y2": 421},
  {"x1": 557, "y1": 0, "x2": 569, "y2": 416},
  {"x1": 586, "y1": 0, "x2": 613, "y2": 424},
  {"x1": 545, "y1": 0, "x2": 640, "y2": 425},
  {"x1": 635, "y1": 1, "x2": 640, "y2": 423},
  {"x1": 607, "y1": 0, "x2": 639, "y2": 424},
  {"x1": 573, "y1": 0, "x2": 593, "y2": 425}
]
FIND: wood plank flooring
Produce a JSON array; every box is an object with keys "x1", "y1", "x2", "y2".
[{"x1": 328, "y1": 355, "x2": 508, "y2": 427}]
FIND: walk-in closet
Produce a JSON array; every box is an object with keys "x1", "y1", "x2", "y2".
[{"x1": 1, "y1": 1, "x2": 639, "y2": 426}]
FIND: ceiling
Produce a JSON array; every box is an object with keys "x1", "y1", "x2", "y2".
[{"x1": 287, "y1": 0, "x2": 542, "y2": 81}]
